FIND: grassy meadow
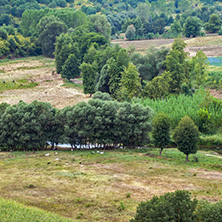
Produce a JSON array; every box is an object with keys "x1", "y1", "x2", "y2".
[{"x1": 0, "y1": 149, "x2": 221, "y2": 222}]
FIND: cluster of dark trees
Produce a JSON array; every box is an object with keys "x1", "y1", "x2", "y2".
[{"x1": 0, "y1": 94, "x2": 152, "y2": 151}]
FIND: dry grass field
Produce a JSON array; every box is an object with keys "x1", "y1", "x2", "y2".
[
  {"x1": 0, "y1": 149, "x2": 221, "y2": 221},
  {"x1": 112, "y1": 35, "x2": 222, "y2": 57},
  {"x1": 0, "y1": 57, "x2": 89, "y2": 109}
]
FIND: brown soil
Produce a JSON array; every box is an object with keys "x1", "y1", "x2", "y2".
[
  {"x1": 0, "y1": 59, "x2": 89, "y2": 109},
  {"x1": 112, "y1": 37, "x2": 222, "y2": 57},
  {"x1": 209, "y1": 89, "x2": 222, "y2": 100}
]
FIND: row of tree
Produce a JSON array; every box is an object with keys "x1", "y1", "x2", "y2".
[
  {"x1": 0, "y1": 96, "x2": 152, "y2": 151},
  {"x1": 0, "y1": 91, "x2": 202, "y2": 162}
]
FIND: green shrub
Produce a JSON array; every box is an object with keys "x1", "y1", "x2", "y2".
[
  {"x1": 197, "y1": 108, "x2": 214, "y2": 134},
  {"x1": 173, "y1": 116, "x2": 199, "y2": 161},
  {"x1": 130, "y1": 190, "x2": 197, "y2": 222},
  {"x1": 196, "y1": 200, "x2": 222, "y2": 222}
]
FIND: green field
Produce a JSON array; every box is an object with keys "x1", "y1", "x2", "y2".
[{"x1": 0, "y1": 149, "x2": 221, "y2": 222}]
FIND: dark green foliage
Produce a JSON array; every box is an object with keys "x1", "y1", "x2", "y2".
[
  {"x1": 196, "y1": 200, "x2": 222, "y2": 222},
  {"x1": 183, "y1": 16, "x2": 202, "y2": 37},
  {"x1": 152, "y1": 113, "x2": 170, "y2": 156},
  {"x1": 130, "y1": 190, "x2": 198, "y2": 222},
  {"x1": 0, "y1": 101, "x2": 55, "y2": 151},
  {"x1": 37, "y1": 15, "x2": 67, "y2": 57},
  {"x1": 130, "y1": 47, "x2": 169, "y2": 81},
  {"x1": 92, "y1": 91, "x2": 112, "y2": 101},
  {"x1": 80, "y1": 62, "x2": 98, "y2": 96},
  {"x1": 205, "y1": 13, "x2": 221, "y2": 33},
  {"x1": 0, "y1": 28, "x2": 8, "y2": 40},
  {"x1": 61, "y1": 53, "x2": 80, "y2": 80},
  {"x1": 95, "y1": 64, "x2": 110, "y2": 93},
  {"x1": 173, "y1": 116, "x2": 199, "y2": 161}
]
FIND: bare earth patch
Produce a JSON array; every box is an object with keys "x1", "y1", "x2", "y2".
[
  {"x1": 112, "y1": 36, "x2": 222, "y2": 57},
  {"x1": 0, "y1": 58, "x2": 89, "y2": 109}
]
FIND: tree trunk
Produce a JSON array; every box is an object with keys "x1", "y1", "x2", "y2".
[
  {"x1": 159, "y1": 148, "x2": 163, "y2": 156},
  {"x1": 186, "y1": 154, "x2": 189, "y2": 162}
]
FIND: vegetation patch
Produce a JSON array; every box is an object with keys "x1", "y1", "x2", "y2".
[
  {"x1": 0, "y1": 197, "x2": 74, "y2": 222},
  {"x1": 0, "y1": 79, "x2": 38, "y2": 90}
]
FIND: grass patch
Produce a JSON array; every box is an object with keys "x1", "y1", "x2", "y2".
[
  {"x1": 62, "y1": 80, "x2": 83, "y2": 89},
  {"x1": 0, "y1": 197, "x2": 74, "y2": 222},
  {"x1": 16, "y1": 64, "x2": 55, "y2": 70},
  {"x1": 0, "y1": 79, "x2": 38, "y2": 90},
  {"x1": 0, "y1": 56, "x2": 54, "y2": 66},
  {"x1": 185, "y1": 36, "x2": 222, "y2": 46},
  {"x1": 0, "y1": 149, "x2": 221, "y2": 221}
]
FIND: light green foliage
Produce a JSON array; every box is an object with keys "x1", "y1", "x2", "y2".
[
  {"x1": 152, "y1": 113, "x2": 170, "y2": 156},
  {"x1": 205, "y1": 14, "x2": 221, "y2": 33},
  {"x1": 142, "y1": 72, "x2": 172, "y2": 100},
  {"x1": 89, "y1": 14, "x2": 111, "y2": 39},
  {"x1": 0, "y1": 39, "x2": 10, "y2": 58},
  {"x1": 169, "y1": 19, "x2": 182, "y2": 36},
  {"x1": 173, "y1": 116, "x2": 199, "y2": 161},
  {"x1": 0, "y1": 197, "x2": 74, "y2": 222},
  {"x1": 197, "y1": 108, "x2": 214, "y2": 134},
  {"x1": 196, "y1": 200, "x2": 222, "y2": 222},
  {"x1": 125, "y1": 24, "x2": 136, "y2": 40},
  {"x1": 130, "y1": 190, "x2": 198, "y2": 222},
  {"x1": 80, "y1": 62, "x2": 98, "y2": 96},
  {"x1": 190, "y1": 50, "x2": 209, "y2": 87},
  {"x1": 61, "y1": 53, "x2": 80, "y2": 80},
  {"x1": 118, "y1": 63, "x2": 142, "y2": 101},
  {"x1": 183, "y1": 16, "x2": 202, "y2": 37},
  {"x1": 165, "y1": 38, "x2": 190, "y2": 92},
  {"x1": 137, "y1": 88, "x2": 222, "y2": 129}
]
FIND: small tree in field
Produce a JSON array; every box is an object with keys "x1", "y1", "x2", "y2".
[
  {"x1": 130, "y1": 190, "x2": 197, "y2": 222},
  {"x1": 173, "y1": 116, "x2": 199, "y2": 162},
  {"x1": 152, "y1": 113, "x2": 170, "y2": 156}
]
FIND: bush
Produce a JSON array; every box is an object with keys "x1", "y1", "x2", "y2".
[
  {"x1": 130, "y1": 190, "x2": 197, "y2": 222},
  {"x1": 197, "y1": 108, "x2": 214, "y2": 134},
  {"x1": 173, "y1": 116, "x2": 199, "y2": 161},
  {"x1": 196, "y1": 200, "x2": 222, "y2": 222},
  {"x1": 92, "y1": 91, "x2": 112, "y2": 101}
]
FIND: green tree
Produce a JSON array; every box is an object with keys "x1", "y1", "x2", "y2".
[
  {"x1": 165, "y1": 38, "x2": 189, "y2": 92},
  {"x1": 169, "y1": 20, "x2": 182, "y2": 36},
  {"x1": 152, "y1": 113, "x2": 171, "y2": 156},
  {"x1": 37, "y1": 15, "x2": 67, "y2": 57},
  {"x1": 95, "y1": 64, "x2": 110, "y2": 93},
  {"x1": 130, "y1": 190, "x2": 198, "y2": 222},
  {"x1": 173, "y1": 116, "x2": 199, "y2": 162},
  {"x1": 190, "y1": 50, "x2": 209, "y2": 87},
  {"x1": 61, "y1": 53, "x2": 80, "y2": 80},
  {"x1": 205, "y1": 14, "x2": 221, "y2": 33},
  {"x1": 125, "y1": 24, "x2": 136, "y2": 40},
  {"x1": 89, "y1": 14, "x2": 111, "y2": 39},
  {"x1": 183, "y1": 16, "x2": 202, "y2": 38},
  {"x1": 108, "y1": 49, "x2": 129, "y2": 98},
  {"x1": 142, "y1": 72, "x2": 172, "y2": 100},
  {"x1": 118, "y1": 63, "x2": 141, "y2": 101},
  {"x1": 80, "y1": 62, "x2": 98, "y2": 96}
]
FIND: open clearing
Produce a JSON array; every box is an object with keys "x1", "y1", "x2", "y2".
[
  {"x1": 0, "y1": 149, "x2": 221, "y2": 222},
  {"x1": 0, "y1": 57, "x2": 89, "y2": 109},
  {"x1": 112, "y1": 36, "x2": 222, "y2": 57}
]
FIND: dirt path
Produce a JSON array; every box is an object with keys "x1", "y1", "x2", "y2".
[{"x1": 0, "y1": 59, "x2": 89, "y2": 109}]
